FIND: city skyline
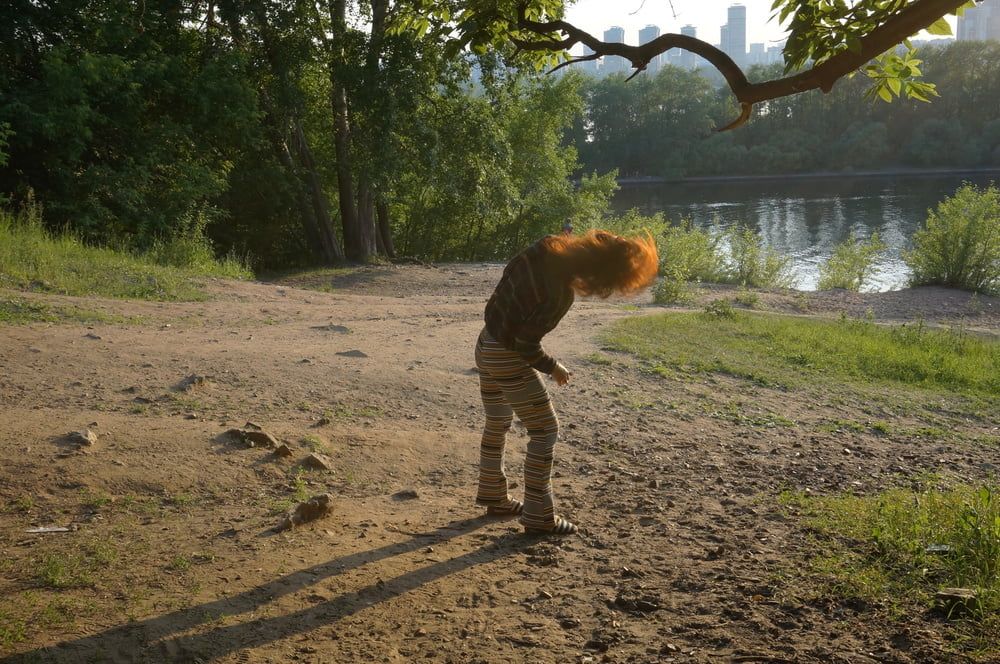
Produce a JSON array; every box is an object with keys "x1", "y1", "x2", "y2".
[{"x1": 565, "y1": 0, "x2": 957, "y2": 56}]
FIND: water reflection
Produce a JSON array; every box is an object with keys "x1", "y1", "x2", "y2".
[{"x1": 614, "y1": 174, "x2": 998, "y2": 291}]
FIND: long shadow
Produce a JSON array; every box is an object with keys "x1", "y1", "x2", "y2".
[{"x1": 3, "y1": 515, "x2": 530, "y2": 663}]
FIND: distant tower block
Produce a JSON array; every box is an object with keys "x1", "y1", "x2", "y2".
[
  {"x1": 603, "y1": 26, "x2": 628, "y2": 74},
  {"x1": 580, "y1": 44, "x2": 599, "y2": 74},
  {"x1": 722, "y1": 4, "x2": 747, "y2": 68},
  {"x1": 638, "y1": 24, "x2": 662, "y2": 74},
  {"x1": 680, "y1": 25, "x2": 697, "y2": 69},
  {"x1": 958, "y1": 0, "x2": 1000, "y2": 41}
]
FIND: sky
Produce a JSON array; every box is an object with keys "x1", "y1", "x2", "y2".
[{"x1": 564, "y1": 0, "x2": 957, "y2": 53}]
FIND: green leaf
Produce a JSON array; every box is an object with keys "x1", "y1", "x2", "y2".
[
  {"x1": 876, "y1": 85, "x2": 892, "y2": 102},
  {"x1": 887, "y1": 77, "x2": 901, "y2": 96},
  {"x1": 926, "y1": 17, "x2": 952, "y2": 36}
]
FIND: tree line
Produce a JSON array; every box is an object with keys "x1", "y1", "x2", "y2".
[
  {"x1": 2, "y1": 2, "x2": 997, "y2": 268},
  {"x1": 573, "y1": 40, "x2": 1000, "y2": 178},
  {"x1": 1, "y1": 0, "x2": 609, "y2": 267}
]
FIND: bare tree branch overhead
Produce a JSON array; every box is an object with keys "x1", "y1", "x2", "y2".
[{"x1": 511, "y1": 0, "x2": 970, "y2": 130}]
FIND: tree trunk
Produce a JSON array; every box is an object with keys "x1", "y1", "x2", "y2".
[
  {"x1": 292, "y1": 120, "x2": 344, "y2": 262},
  {"x1": 328, "y1": 0, "x2": 366, "y2": 261},
  {"x1": 356, "y1": 174, "x2": 377, "y2": 257},
  {"x1": 376, "y1": 200, "x2": 394, "y2": 258}
]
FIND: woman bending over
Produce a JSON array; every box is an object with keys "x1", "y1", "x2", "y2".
[{"x1": 475, "y1": 230, "x2": 659, "y2": 535}]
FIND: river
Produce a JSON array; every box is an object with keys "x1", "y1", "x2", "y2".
[{"x1": 612, "y1": 172, "x2": 1000, "y2": 291}]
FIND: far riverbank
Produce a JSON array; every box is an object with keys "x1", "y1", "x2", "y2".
[{"x1": 615, "y1": 167, "x2": 1000, "y2": 186}]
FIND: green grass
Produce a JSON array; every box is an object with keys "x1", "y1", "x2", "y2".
[
  {"x1": 0, "y1": 208, "x2": 250, "y2": 301},
  {"x1": 780, "y1": 483, "x2": 1000, "y2": 654},
  {"x1": 603, "y1": 311, "x2": 999, "y2": 399},
  {"x1": 0, "y1": 296, "x2": 129, "y2": 325}
]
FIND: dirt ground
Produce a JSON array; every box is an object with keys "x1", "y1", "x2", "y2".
[{"x1": 1, "y1": 264, "x2": 998, "y2": 664}]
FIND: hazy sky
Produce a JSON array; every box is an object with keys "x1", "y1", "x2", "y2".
[{"x1": 564, "y1": 0, "x2": 957, "y2": 53}]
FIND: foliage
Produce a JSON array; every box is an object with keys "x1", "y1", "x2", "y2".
[
  {"x1": 904, "y1": 183, "x2": 1000, "y2": 295},
  {"x1": 658, "y1": 220, "x2": 726, "y2": 283},
  {"x1": 782, "y1": 482, "x2": 1000, "y2": 652},
  {"x1": 393, "y1": 71, "x2": 617, "y2": 260},
  {"x1": 572, "y1": 42, "x2": 1000, "y2": 179},
  {"x1": 720, "y1": 225, "x2": 796, "y2": 289},
  {"x1": 0, "y1": 205, "x2": 247, "y2": 301},
  {"x1": 818, "y1": 232, "x2": 887, "y2": 291},
  {"x1": 604, "y1": 312, "x2": 1000, "y2": 398}
]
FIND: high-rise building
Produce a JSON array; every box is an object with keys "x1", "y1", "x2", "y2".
[
  {"x1": 580, "y1": 44, "x2": 599, "y2": 75},
  {"x1": 603, "y1": 26, "x2": 628, "y2": 75},
  {"x1": 958, "y1": 0, "x2": 1000, "y2": 41},
  {"x1": 766, "y1": 45, "x2": 784, "y2": 66},
  {"x1": 749, "y1": 42, "x2": 765, "y2": 66},
  {"x1": 680, "y1": 25, "x2": 697, "y2": 69},
  {"x1": 638, "y1": 24, "x2": 662, "y2": 74},
  {"x1": 722, "y1": 4, "x2": 747, "y2": 67}
]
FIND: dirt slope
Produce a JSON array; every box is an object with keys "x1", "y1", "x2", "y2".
[{"x1": 1, "y1": 265, "x2": 997, "y2": 664}]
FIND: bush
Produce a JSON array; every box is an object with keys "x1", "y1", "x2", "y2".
[
  {"x1": 818, "y1": 232, "x2": 887, "y2": 292},
  {"x1": 658, "y1": 219, "x2": 725, "y2": 283},
  {"x1": 721, "y1": 225, "x2": 795, "y2": 288},
  {"x1": 904, "y1": 183, "x2": 1000, "y2": 295}
]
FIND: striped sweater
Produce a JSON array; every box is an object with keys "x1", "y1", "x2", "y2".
[{"x1": 484, "y1": 236, "x2": 574, "y2": 374}]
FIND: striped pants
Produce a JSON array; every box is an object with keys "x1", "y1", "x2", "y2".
[{"x1": 475, "y1": 327, "x2": 559, "y2": 530}]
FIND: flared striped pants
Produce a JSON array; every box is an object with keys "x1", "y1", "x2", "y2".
[{"x1": 474, "y1": 327, "x2": 559, "y2": 530}]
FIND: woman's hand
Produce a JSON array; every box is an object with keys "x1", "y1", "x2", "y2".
[{"x1": 551, "y1": 362, "x2": 571, "y2": 386}]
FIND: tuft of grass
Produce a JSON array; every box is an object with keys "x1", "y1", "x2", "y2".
[
  {"x1": 0, "y1": 205, "x2": 251, "y2": 301},
  {"x1": 300, "y1": 434, "x2": 327, "y2": 453},
  {"x1": 603, "y1": 312, "x2": 999, "y2": 398},
  {"x1": 781, "y1": 483, "x2": 1000, "y2": 653},
  {"x1": 168, "y1": 555, "x2": 191, "y2": 572}
]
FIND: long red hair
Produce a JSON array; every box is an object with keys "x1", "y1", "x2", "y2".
[{"x1": 547, "y1": 229, "x2": 659, "y2": 297}]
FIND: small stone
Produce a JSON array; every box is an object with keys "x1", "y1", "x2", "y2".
[
  {"x1": 935, "y1": 588, "x2": 978, "y2": 616},
  {"x1": 273, "y1": 443, "x2": 294, "y2": 458},
  {"x1": 242, "y1": 430, "x2": 278, "y2": 448},
  {"x1": 84, "y1": 333, "x2": 102, "y2": 340},
  {"x1": 414, "y1": 628, "x2": 427, "y2": 637},
  {"x1": 559, "y1": 618, "x2": 581, "y2": 629},
  {"x1": 67, "y1": 429, "x2": 98, "y2": 448},
  {"x1": 177, "y1": 374, "x2": 211, "y2": 392},
  {"x1": 303, "y1": 452, "x2": 334, "y2": 470},
  {"x1": 648, "y1": 479, "x2": 660, "y2": 489},
  {"x1": 843, "y1": 447, "x2": 852, "y2": 455},
  {"x1": 538, "y1": 589, "x2": 553, "y2": 599},
  {"x1": 276, "y1": 493, "x2": 334, "y2": 531},
  {"x1": 392, "y1": 489, "x2": 419, "y2": 501},
  {"x1": 336, "y1": 349, "x2": 368, "y2": 358}
]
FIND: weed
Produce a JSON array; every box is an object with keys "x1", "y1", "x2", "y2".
[
  {"x1": 733, "y1": 288, "x2": 759, "y2": 308},
  {"x1": 818, "y1": 232, "x2": 887, "y2": 292},
  {"x1": 168, "y1": 555, "x2": 191, "y2": 572},
  {"x1": 703, "y1": 299, "x2": 736, "y2": 319},
  {"x1": 35, "y1": 554, "x2": 93, "y2": 589},
  {"x1": 300, "y1": 434, "x2": 326, "y2": 452}
]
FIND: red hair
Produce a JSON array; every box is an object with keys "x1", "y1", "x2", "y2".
[{"x1": 547, "y1": 229, "x2": 659, "y2": 297}]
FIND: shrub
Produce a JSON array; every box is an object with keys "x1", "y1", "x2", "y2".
[
  {"x1": 904, "y1": 183, "x2": 1000, "y2": 295},
  {"x1": 721, "y1": 225, "x2": 795, "y2": 288},
  {"x1": 818, "y1": 232, "x2": 887, "y2": 292},
  {"x1": 658, "y1": 219, "x2": 725, "y2": 283}
]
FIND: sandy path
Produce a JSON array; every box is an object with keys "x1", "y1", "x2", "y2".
[{"x1": 0, "y1": 267, "x2": 997, "y2": 663}]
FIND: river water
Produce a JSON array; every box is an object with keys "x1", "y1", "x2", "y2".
[{"x1": 613, "y1": 173, "x2": 999, "y2": 291}]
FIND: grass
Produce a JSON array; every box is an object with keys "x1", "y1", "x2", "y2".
[
  {"x1": 603, "y1": 311, "x2": 999, "y2": 399},
  {"x1": 0, "y1": 296, "x2": 129, "y2": 325},
  {"x1": 33, "y1": 541, "x2": 115, "y2": 590},
  {"x1": 0, "y1": 206, "x2": 250, "y2": 301},
  {"x1": 780, "y1": 483, "x2": 1000, "y2": 654}
]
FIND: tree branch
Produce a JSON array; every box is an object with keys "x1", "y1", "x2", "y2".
[{"x1": 514, "y1": 0, "x2": 968, "y2": 130}]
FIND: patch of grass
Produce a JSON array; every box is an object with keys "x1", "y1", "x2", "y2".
[
  {"x1": 0, "y1": 296, "x2": 128, "y2": 325},
  {"x1": 781, "y1": 483, "x2": 1000, "y2": 653},
  {"x1": 35, "y1": 554, "x2": 93, "y2": 589},
  {"x1": 300, "y1": 434, "x2": 326, "y2": 453},
  {"x1": 733, "y1": 288, "x2": 759, "y2": 308},
  {"x1": 0, "y1": 608, "x2": 26, "y2": 647},
  {"x1": 0, "y1": 205, "x2": 250, "y2": 301},
  {"x1": 5, "y1": 495, "x2": 34, "y2": 513},
  {"x1": 165, "y1": 493, "x2": 197, "y2": 509},
  {"x1": 168, "y1": 555, "x2": 191, "y2": 572},
  {"x1": 81, "y1": 490, "x2": 113, "y2": 510},
  {"x1": 585, "y1": 352, "x2": 614, "y2": 366},
  {"x1": 603, "y1": 312, "x2": 999, "y2": 399}
]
